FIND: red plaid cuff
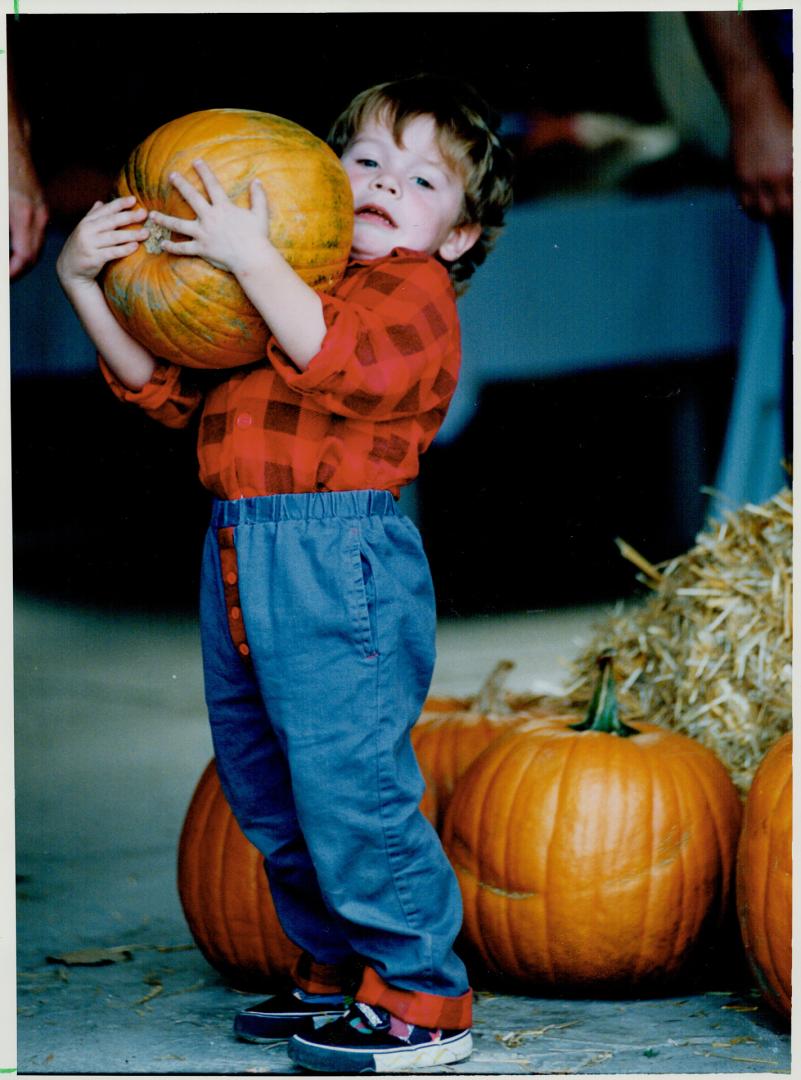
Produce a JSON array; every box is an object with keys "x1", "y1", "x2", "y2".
[
  {"x1": 292, "y1": 954, "x2": 347, "y2": 995},
  {"x1": 357, "y1": 966, "x2": 472, "y2": 1029}
]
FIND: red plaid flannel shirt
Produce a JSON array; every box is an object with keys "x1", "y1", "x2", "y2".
[{"x1": 99, "y1": 249, "x2": 461, "y2": 500}]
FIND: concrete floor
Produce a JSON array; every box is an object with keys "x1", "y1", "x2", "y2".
[{"x1": 13, "y1": 593, "x2": 791, "y2": 1075}]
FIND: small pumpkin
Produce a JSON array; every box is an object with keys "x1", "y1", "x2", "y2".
[
  {"x1": 442, "y1": 653, "x2": 743, "y2": 990},
  {"x1": 177, "y1": 759, "x2": 301, "y2": 989},
  {"x1": 412, "y1": 661, "x2": 530, "y2": 831},
  {"x1": 104, "y1": 108, "x2": 353, "y2": 369},
  {"x1": 736, "y1": 732, "x2": 792, "y2": 1020}
]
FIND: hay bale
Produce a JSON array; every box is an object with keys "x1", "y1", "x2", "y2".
[{"x1": 564, "y1": 489, "x2": 792, "y2": 794}]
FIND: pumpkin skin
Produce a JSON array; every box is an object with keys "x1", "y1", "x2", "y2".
[
  {"x1": 442, "y1": 661, "x2": 743, "y2": 990},
  {"x1": 412, "y1": 662, "x2": 526, "y2": 831},
  {"x1": 177, "y1": 759, "x2": 301, "y2": 989},
  {"x1": 412, "y1": 710, "x2": 524, "y2": 831},
  {"x1": 736, "y1": 732, "x2": 792, "y2": 1020},
  {"x1": 103, "y1": 109, "x2": 353, "y2": 369}
]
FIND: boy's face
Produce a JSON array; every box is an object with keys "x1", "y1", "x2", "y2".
[{"x1": 341, "y1": 113, "x2": 480, "y2": 264}]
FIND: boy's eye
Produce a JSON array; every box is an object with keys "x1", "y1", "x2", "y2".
[
  {"x1": 357, "y1": 158, "x2": 378, "y2": 168},
  {"x1": 414, "y1": 177, "x2": 434, "y2": 189}
]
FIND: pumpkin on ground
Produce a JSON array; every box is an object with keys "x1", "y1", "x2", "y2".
[
  {"x1": 411, "y1": 661, "x2": 532, "y2": 831},
  {"x1": 104, "y1": 108, "x2": 353, "y2": 369},
  {"x1": 736, "y1": 732, "x2": 792, "y2": 1020},
  {"x1": 177, "y1": 676, "x2": 488, "y2": 985},
  {"x1": 442, "y1": 653, "x2": 743, "y2": 990},
  {"x1": 178, "y1": 759, "x2": 300, "y2": 990}
]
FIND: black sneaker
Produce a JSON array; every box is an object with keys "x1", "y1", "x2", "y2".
[
  {"x1": 233, "y1": 987, "x2": 348, "y2": 1042},
  {"x1": 287, "y1": 1001, "x2": 472, "y2": 1073}
]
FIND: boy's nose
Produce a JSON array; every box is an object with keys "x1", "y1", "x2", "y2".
[{"x1": 370, "y1": 173, "x2": 400, "y2": 196}]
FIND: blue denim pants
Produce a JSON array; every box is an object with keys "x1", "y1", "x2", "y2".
[{"x1": 199, "y1": 490, "x2": 469, "y2": 1001}]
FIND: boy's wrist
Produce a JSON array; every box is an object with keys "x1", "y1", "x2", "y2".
[
  {"x1": 56, "y1": 267, "x2": 100, "y2": 296},
  {"x1": 228, "y1": 236, "x2": 282, "y2": 279}
]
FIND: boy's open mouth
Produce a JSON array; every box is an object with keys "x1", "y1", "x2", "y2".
[{"x1": 355, "y1": 204, "x2": 397, "y2": 228}]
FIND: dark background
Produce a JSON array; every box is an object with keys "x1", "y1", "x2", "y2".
[
  {"x1": 9, "y1": 12, "x2": 737, "y2": 615},
  {"x1": 11, "y1": 13, "x2": 667, "y2": 180}
]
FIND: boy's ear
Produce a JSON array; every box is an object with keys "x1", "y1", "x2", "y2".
[{"x1": 438, "y1": 222, "x2": 482, "y2": 264}]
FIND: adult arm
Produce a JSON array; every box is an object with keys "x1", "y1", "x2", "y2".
[
  {"x1": 8, "y1": 56, "x2": 49, "y2": 278},
  {"x1": 687, "y1": 12, "x2": 792, "y2": 219}
]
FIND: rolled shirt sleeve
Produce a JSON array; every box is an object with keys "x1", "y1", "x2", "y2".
[
  {"x1": 97, "y1": 354, "x2": 204, "y2": 430},
  {"x1": 266, "y1": 252, "x2": 460, "y2": 422}
]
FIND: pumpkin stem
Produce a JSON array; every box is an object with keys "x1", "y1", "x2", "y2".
[
  {"x1": 145, "y1": 219, "x2": 171, "y2": 255},
  {"x1": 568, "y1": 651, "x2": 640, "y2": 737},
  {"x1": 473, "y1": 659, "x2": 515, "y2": 714}
]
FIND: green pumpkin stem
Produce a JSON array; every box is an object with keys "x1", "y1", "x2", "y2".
[{"x1": 569, "y1": 652, "x2": 640, "y2": 737}]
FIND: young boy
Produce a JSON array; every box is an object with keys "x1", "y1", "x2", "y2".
[{"x1": 56, "y1": 74, "x2": 513, "y2": 1073}]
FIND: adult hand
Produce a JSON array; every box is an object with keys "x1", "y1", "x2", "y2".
[
  {"x1": 728, "y1": 99, "x2": 792, "y2": 220},
  {"x1": 8, "y1": 106, "x2": 49, "y2": 279}
]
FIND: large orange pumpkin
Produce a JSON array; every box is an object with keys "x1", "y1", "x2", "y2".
[
  {"x1": 412, "y1": 662, "x2": 569, "y2": 831},
  {"x1": 103, "y1": 109, "x2": 353, "y2": 369},
  {"x1": 442, "y1": 654, "x2": 743, "y2": 990},
  {"x1": 736, "y1": 732, "x2": 792, "y2": 1020},
  {"x1": 177, "y1": 759, "x2": 301, "y2": 989}
]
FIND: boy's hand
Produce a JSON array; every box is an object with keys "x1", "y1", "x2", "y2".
[
  {"x1": 149, "y1": 159, "x2": 272, "y2": 274},
  {"x1": 56, "y1": 196, "x2": 149, "y2": 289}
]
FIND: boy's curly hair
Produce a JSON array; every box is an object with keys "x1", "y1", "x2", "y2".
[{"x1": 328, "y1": 74, "x2": 514, "y2": 294}]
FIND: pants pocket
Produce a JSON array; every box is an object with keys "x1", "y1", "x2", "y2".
[{"x1": 346, "y1": 525, "x2": 379, "y2": 659}]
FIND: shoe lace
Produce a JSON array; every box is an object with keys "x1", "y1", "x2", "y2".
[{"x1": 349, "y1": 1001, "x2": 391, "y2": 1033}]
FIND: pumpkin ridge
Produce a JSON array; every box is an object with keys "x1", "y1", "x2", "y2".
[
  {"x1": 161, "y1": 111, "x2": 229, "y2": 176},
  {"x1": 468, "y1": 737, "x2": 520, "y2": 975},
  {"x1": 162, "y1": 269, "x2": 262, "y2": 358},
  {"x1": 177, "y1": 762, "x2": 212, "y2": 953},
  {"x1": 487, "y1": 738, "x2": 531, "y2": 975},
  {"x1": 162, "y1": 264, "x2": 261, "y2": 341},
  {"x1": 449, "y1": 857, "x2": 539, "y2": 901},
  {"x1": 147, "y1": 273, "x2": 225, "y2": 356},
  {"x1": 200, "y1": 766, "x2": 223, "y2": 957},
  {"x1": 196, "y1": 772, "x2": 221, "y2": 966},
  {"x1": 547, "y1": 734, "x2": 583, "y2": 983},
  {"x1": 631, "y1": 746, "x2": 656, "y2": 982},
  {"x1": 665, "y1": 754, "x2": 695, "y2": 975},
  {"x1": 503, "y1": 737, "x2": 534, "y2": 974},
  {"x1": 760, "y1": 809, "x2": 782, "y2": 1003},
  {"x1": 736, "y1": 732, "x2": 791, "y2": 1017},
  {"x1": 191, "y1": 766, "x2": 216, "y2": 959},
  {"x1": 683, "y1": 747, "x2": 741, "y2": 907},
  {"x1": 679, "y1": 748, "x2": 734, "y2": 961},
  {"x1": 759, "y1": 767, "x2": 790, "y2": 1004},
  {"x1": 214, "y1": 782, "x2": 240, "y2": 970}
]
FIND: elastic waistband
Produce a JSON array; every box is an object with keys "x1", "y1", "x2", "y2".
[{"x1": 210, "y1": 490, "x2": 399, "y2": 527}]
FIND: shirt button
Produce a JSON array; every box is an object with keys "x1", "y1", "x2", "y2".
[
  {"x1": 230, "y1": 606, "x2": 241, "y2": 620},
  {"x1": 236, "y1": 412, "x2": 253, "y2": 428},
  {"x1": 238, "y1": 643, "x2": 251, "y2": 657},
  {"x1": 226, "y1": 571, "x2": 238, "y2": 585}
]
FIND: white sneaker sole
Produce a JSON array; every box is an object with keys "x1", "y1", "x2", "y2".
[{"x1": 288, "y1": 1030, "x2": 472, "y2": 1073}]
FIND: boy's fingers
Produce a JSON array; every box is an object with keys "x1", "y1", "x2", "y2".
[
  {"x1": 250, "y1": 178, "x2": 268, "y2": 210},
  {"x1": 150, "y1": 209, "x2": 198, "y2": 235},
  {"x1": 160, "y1": 238, "x2": 198, "y2": 257},
  {"x1": 101, "y1": 195, "x2": 139, "y2": 214},
  {"x1": 192, "y1": 158, "x2": 227, "y2": 201},
  {"x1": 110, "y1": 208, "x2": 148, "y2": 227},
  {"x1": 97, "y1": 227, "x2": 149, "y2": 248},
  {"x1": 104, "y1": 241, "x2": 141, "y2": 261},
  {"x1": 169, "y1": 170, "x2": 209, "y2": 214}
]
